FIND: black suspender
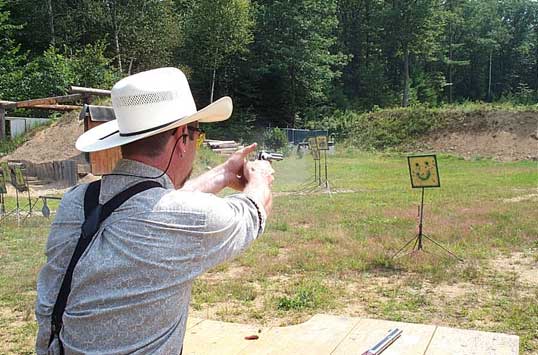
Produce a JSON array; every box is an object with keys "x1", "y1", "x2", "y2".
[{"x1": 48, "y1": 180, "x2": 162, "y2": 354}]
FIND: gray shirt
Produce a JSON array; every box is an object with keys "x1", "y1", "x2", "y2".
[{"x1": 35, "y1": 159, "x2": 266, "y2": 355}]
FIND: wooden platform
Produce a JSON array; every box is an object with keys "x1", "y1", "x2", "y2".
[{"x1": 183, "y1": 314, "x2": 518, "y2": 354}]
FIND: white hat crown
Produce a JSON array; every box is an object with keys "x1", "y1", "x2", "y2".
[
  {"x1": 75, "y1": 67, "x2": 232, "y2": 152},
  {"x1": 112, "y1": 68, "x2": 197, "y2": 136}
]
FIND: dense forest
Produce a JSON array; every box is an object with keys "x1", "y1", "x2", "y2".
[{"x1": 0, "y1": 0, "x2": 537, "y2": 136}]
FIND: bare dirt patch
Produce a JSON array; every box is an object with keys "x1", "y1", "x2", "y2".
[
  {"x1": 0, "y1": 306, "x2": 34, "y2": 354},
  {"x1": 503, "y1": 188, "x2": 538, "y2": 203},
  {"x1": 201, "y1": 265, "x2": 251, "y2": 283},
  {"x1": 273, "y1": 188, "x2": 357, "y2": 197},
  {"x1": 2, "y1": 112, "x2": 84, "y2": 164},
  {"x1": 490, "y1": 251, "x2": 538, "y2": 286},
  {"x1": 421, "y1": 110, "x2": 538, "y2": 161}
]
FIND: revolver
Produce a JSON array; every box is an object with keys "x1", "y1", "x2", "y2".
[{"x1": 256, "y1": 151, "x2": 284, "y2": 161}]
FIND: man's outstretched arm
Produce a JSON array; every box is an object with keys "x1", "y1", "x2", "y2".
[{"x1": 181, "y1": 143, "x2": 258, "y2": 194}]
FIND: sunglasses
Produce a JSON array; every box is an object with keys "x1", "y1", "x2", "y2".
[{"x1": 187, "y1": 125, "x2": 206, "y2": 150}]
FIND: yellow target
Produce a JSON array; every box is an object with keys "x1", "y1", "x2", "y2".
[
  {"x1": 0, "y1": 172, "x2": 6, "y2": 194},
  {"x1": 12, "y1": 166, "x2": 28, "y2": 192},
  {"x1": 316, "y1": 136, "x2": 328, "y2": 150},
  {"x1": 308, "y1": 137, "x2": 318, "y2": 151},
  {"x1": 407, "y1": 155, "x2": 440, "y2": 188},
  {"x1": 1, "y1": 162, "x2": 11, "y2": 181},
  {"x1": 312, "y1": 149, "x2": 320, "y2": 161}
]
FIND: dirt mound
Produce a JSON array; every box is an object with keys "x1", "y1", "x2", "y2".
[
  {"x1": 2, "y1": 111, "x2": 84, "y2": 163},
  {"x1": 421, "y1": 110, "x2": 538, "y2": 161}
]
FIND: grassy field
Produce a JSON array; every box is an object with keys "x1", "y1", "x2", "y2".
[{"x1": 1, "y1": 149, "x2": 537, "y2": 354}]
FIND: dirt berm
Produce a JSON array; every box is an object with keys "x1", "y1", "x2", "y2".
[
  {"x1": 3, "y1": 107, "x2": 537, "y2": 165},
  {"x1": 1, "y1": 111, "x2": 84, "y2": 164},
  {"x1": 420, "y1": 109, "x2": 538, "y2": 161}
]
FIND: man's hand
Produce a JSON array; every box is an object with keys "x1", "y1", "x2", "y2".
[
  {"x1": 181, "y1": 142, "x2": 274, "y2": 197},
  {"x1": 243, "y1": 160, "x2": 275, "y2": 186},
  {"x1": 222, "y1": 143, "x2": 258, "y2": 191},
  {"x1": 243, "y1": 159, "x2": 274, "y2": 216}
]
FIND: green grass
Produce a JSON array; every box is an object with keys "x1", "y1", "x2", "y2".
[{"x1": 1, "y1": 149, "x2": 537, "y2": 352}]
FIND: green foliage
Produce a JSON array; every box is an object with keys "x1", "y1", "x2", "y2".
[
  {"x1": 411, "y1": 70, "x2": 447, "y2": 106},
  {"x1": 22, "y1": 47, "x2": 77, "y2": 97},
  {"x1": 204, "y1": 107, "x2": 257, "y2": 142},
  {"x1": 253, "y1": 0, "x2": 348, "y2": 126},
  {"x1": 277, "y1": 280, "x2": 329, "y2": 311},
  {"x1": 262, "y1": 128, "x2": 288, "y2": 151},
  {"x1": 71, "y1": 41, "x2": 120, "y2": 89},
  {"x1": 1, "y1": 0, "x2": 537, "y2": 128},
  {"x1": 305, "y1": 110, "x2": 356, "y2": 140},
  {"x1": 348, "y1": 106, "x2": 445, "y2": 149},
  {"x1": 182, "y1": 0, "x2": 254, "y2": 101},
  {"x1": 0, "y1": 0, "x2": 26, "y2": 100},
  {"x1": 4, "y1": 43, "x2": 119, "y2": 101},
  {"x1": 0, "y1": 134, "x2": 29, "y2": 155},
  {"x1": 499, "y1": 83, "x2": 538, "y2": 105}
]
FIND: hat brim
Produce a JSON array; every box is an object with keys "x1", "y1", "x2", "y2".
[{"x1": 76, "y1": 96, "x2": 232, "y2": 152}]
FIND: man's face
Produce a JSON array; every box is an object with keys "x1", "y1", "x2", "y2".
[{"x1": 171, "y1": 122, "x2": 203, "y2": 188}]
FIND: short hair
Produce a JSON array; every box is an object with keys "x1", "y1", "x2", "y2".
[{"x1": 121, "y1": 129, "x2": 174, "y2": 158}]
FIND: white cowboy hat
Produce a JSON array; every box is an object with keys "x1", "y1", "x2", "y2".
[{"x1": 76, "y1": 67, "x2": 232, "y2": 152}]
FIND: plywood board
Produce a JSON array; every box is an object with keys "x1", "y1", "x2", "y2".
[
  {"x1": 407, "y1": 155, "x2": 440, "y2": 188},
  {"x1": 183, "y1": 319, "x2": 268, "y2": 355},
  {"x1": 238, "y1": 314, "x2": 359, "y2": 355},
  {"x1": 186, "y1": 317, "x2": 205, "y2": 330},
  {"x1": 87, "y1": 119, "x2": 122, "y2": 175},
  {"x1": 182, "y1": 314, "x2": 519, "y2": 355},
  {"x1": 316, "y1": 136, "x2": 329, "y2": 150},
  {"x1": 333, "y1": 318, "x2": 436, "y2": 355},
  {"x1": 425, "y1": 326, "x2": 519, "y2": 355}
]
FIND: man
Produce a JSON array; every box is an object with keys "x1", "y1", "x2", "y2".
[{"x1": 35, "y1": 67, "x2": 274, "y2": 354}]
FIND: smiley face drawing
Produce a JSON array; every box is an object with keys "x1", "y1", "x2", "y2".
[{"x1": 407, "y1": 155, "x2": 440, "y2": 188}]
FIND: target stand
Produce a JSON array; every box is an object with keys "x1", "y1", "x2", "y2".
[
  {"x1": 392, "y1": 155, "x2": 462, "y2": 261},
  {"x1": 298, "y1": 136, "x2": 333, "y2": 195},
  {"x1": 0, "y1": 163, "x2": 37, "y2": 226}
]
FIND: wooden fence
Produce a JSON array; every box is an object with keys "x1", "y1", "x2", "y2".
[{"x1": 21, "y1": 160, "x2": 78, "y2": 187}]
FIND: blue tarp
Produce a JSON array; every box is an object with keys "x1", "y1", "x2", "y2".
[{"x1": 279, "y1": 128, "x2": 329, "y2": 144}]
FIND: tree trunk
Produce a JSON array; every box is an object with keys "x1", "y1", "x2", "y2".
[
  {"x1": 210, "y1": 67, "x2": 216, "y2": 104},
  {"x1": 0, "y1": 107, "x2": 5, "y2": 140},
  {"x1": 402, "y1": 48, "x2": 410, "y2": 107},
  {"x1": 128, "y1": 58, "x2": 134, "y2": 75},
  {"x1": 110, "y1": 1, "x2": 122, "y2": 72},
  {"x1": 290, "y1": 65, "x2": 296, "y2": 127},
  {"x1": 488, "y1": 49, "x2": 492, "y2": 101},
  {"x1": 448, "y1": 20, "x2": 453, "y2": 103},
  {"x1": 47, "y1": 0, "x2": 55, "y2": 46},
  {"x1": 209, "y1": 49, "x2": 219, "y2": 103}
]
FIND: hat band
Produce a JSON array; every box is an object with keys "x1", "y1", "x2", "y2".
[
  {"x1": 98, "y1": 120, "x2": 175, "y2": 141},
  {"x1": 119, "y1": 120, "x2": 174, "y2": 137}
]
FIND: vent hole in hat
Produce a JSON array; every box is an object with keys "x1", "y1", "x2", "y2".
[{"x1": 116, "y1": 91, "x2": 176, "y2": 107}]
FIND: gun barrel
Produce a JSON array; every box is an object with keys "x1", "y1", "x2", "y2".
[{"x1": 257, "y1": 151, "x2": 284, "y2": 161}]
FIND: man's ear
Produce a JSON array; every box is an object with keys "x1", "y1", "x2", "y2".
[
  {"x1": 171, "y1": 126, "x2": 185, "y2": 139},
  {"x1": 172, "y1": 125, "x2": 188, "y2": 153}
]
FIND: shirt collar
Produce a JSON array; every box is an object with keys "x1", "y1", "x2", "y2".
[{"x1": 99, "y1": 159, "x2": 174, "y2": 203}]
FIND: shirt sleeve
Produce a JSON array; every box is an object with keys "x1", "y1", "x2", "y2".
[{"x1": 195, "y1": 192, "x2": 266, "y2": 274}]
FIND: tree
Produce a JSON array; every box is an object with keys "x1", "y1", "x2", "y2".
[
  {"x1": 383, "y1": 0, "x2": 445, "y2": 107},
  {"x1": 337, "y1": 0, "x2": 393, "y2": 109},
  {"x1": 182, "y1": 0, "x2": 254, "y2": 103},
  {"x1": 252, "y1": 0, "x2": 347, "y2": 127},
  {"x1": 0, "y1": 0, "x2": 26, "y2": 100},
  {"x1": 442, "y1": 0, "x2": 469, "y2": 103}
]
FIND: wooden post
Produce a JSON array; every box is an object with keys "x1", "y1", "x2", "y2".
[
  {"x1": 22, "y1": 104, "x2": 81, "y2": 111},
  {"x1": 14, "y1": 94, "x2": 82, "y2": 107},
  {"x1": 70, "y1": 86, "x2": 111, "y2": 96}
]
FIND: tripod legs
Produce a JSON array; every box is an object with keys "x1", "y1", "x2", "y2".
[
  {"x1": 421, "y1": 234, "x2": 463, "y2": 261},
  {"x1": 392, "y1": 187, "x2": 462, "y2": 261}
]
